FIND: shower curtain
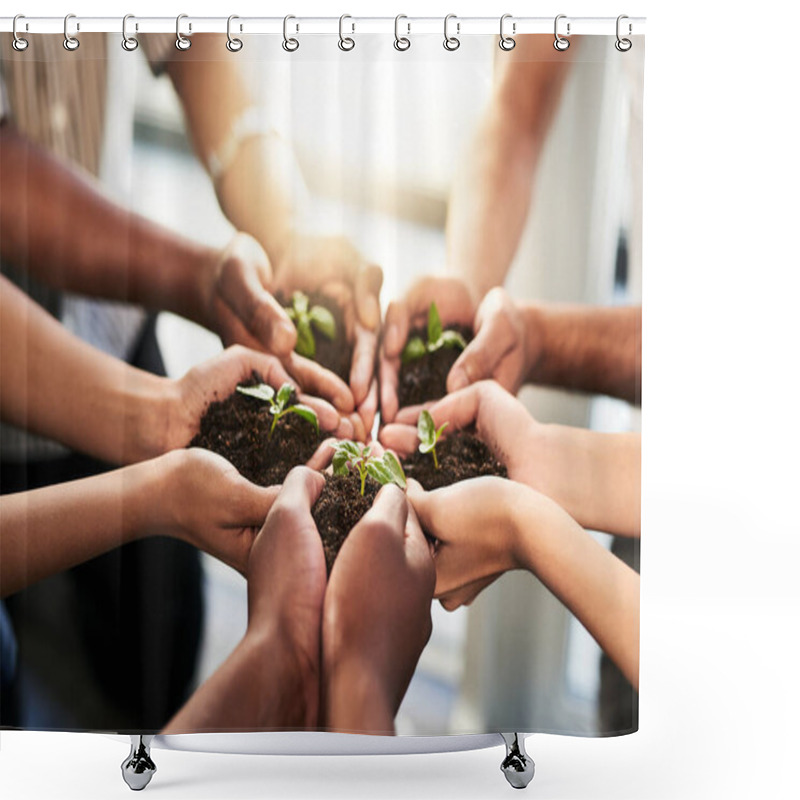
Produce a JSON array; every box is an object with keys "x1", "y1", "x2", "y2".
[{"x1": 0, "y1": 24, "x2": 643, "y2": 740}]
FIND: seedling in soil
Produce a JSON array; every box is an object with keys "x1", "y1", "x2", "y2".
[
  {"x1": 331, "y1": 440, "x2": 407, "y2": 496},
  {"x1": 236, "y1": 382, "x2": 319, "y2": 439},
  {"x1": 401, "y1": 302, "x2": 467, "y2": 364},
  {"x1": 285, "y1": 290, "x2": 337, "y2": 359},
  {"x1": 417, "y1": 410, "x2": 448, "y2": 470}
]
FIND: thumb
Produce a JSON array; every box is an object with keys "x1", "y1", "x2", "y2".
[
  {"x1": 446, "y1": 323, "x2": 500, "y2": 392},
  {"x1": 233, "y1": 481, "x2": 281, "y2": 528},
  {"x1": 406, "y1": 479, "x2": 437, "y2": 538}
]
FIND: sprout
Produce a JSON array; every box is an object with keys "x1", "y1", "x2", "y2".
[
  {"x1": 417, "y1": 410, "x2": 448, "y2": 470},
  {"x1": 401, "y1": 301, "x2": 467, "y2": 364},
  {"x1": 236, "y1": 382, "x2": 319, "y2": 439},
  {"x1": 285, "y1": 290, "x2": 336, "y2": 359},
  {"x1": 331, "y1": 440, "x2": 407, "y2": 496}
]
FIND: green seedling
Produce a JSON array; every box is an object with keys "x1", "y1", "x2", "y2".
[
  {"x1": 331, "y1": 440, "x2": 407, "y2": 496},
  {"x1": 236, "y1": 382, "x2": 319, "y2": 440},
  {"x1": 285, "y1": 290, "x2": 336, "y2": 359},
  {"x1": 417, "y1": 410, "x2": 448, "y2": 470},
  {"x1": 401, "y1": 301, "x2": 467, "y2": 365}
]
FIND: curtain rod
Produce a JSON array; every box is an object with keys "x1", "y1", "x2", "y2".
[{"x1": 0, "y1": 16, "x2": 646, "y2": 37}]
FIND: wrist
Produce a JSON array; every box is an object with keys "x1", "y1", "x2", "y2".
[
  {"x1": 522, "y1": 302, "x2": 546, "y2": 383},
  {"x1": 123, "y1": 372, "x2": 176, "y2": 464},
  {"x1": 323, "y1": 651, "x2": 394, "y2": 733}
]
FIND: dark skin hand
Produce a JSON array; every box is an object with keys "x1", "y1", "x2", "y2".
[{"x1": 321, "y1": 485, "x2": 436, "y2": 734}]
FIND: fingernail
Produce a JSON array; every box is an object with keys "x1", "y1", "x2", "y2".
[{"x1": 448, "y1": 367, "x2": 468, "y2": 392}]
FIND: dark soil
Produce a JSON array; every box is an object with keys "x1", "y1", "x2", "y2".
[
  {"x1": 312, "y1": 472, "x2": 380, "y2": 573},
  {"x1": 189, "y1": 373, "x2": 323, "y2": 487},
  {"x1": 401, "y1": 430, "x2": 507, "y2": 491},
  {"x1": 278, "y1": 290, "x2": 353, "y2": 383},
  {"x1": 397, "y1": 324, "x2": 473, "y2": 408}
]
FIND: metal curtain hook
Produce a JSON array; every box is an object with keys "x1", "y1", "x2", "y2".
[
  {"x1": 338, "y1": 14, "x2": 355, "y2": 51},
  {"x1": 227, "y1": 15, "x2": 243, "y2": 52},
  {"x1": 282, "y1": 15, "x2": 299, "y2": 52},
  {"x1": 175, "y1": 14, "x2": 191, "y2": 50},
  {"x1": 122, "y1": 14, "x2": 139, "y2": 52},
  {"x1": 499, "y1": 14, "x2": 516, "y2": 51},
  {"x1": 394, "y1": 14, "x2": 410, "y2": 51},
  {"x1": 554, "y1": 14, "x2": 570, "y2": 51},
  {"x1": 443, "y1": 14, "x2": 460, "y2": 51},
  {"x1": 615, "y1": 14, "x2": 632, "y2": 52},
  {"x1": 12, "y1": 14, "x2": 29, "y2": 51},
  {"x1": 63, "y1": 13, "x2": 79, "y2": 51}
]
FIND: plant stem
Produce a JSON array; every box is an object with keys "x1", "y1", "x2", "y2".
[
  {"x1": 269, "y1": 412, "x2": 280, "y2": 440},
  {"x1": 360, "y1": 467, "x2": 366, "y2": 497},
  {"x1": 432, "y1": 447, "x2": 439, "y2": 470}
]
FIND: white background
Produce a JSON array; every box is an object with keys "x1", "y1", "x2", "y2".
[{"x1": 2, "y1": 1, "x2": 799, "y2": 799}]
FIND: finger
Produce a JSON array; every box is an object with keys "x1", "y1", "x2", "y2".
[
  {"x1": 284, "y1": 352, "x2": 355, "y2": 413},
  {"x1": 359, "y1": 483, "x2": 408, "y2": 540},
  {"x1": 378, "y1": 423, "x2": 419, "y2": 457},
  {"x1": 306, "y1": 437, "x2": 337, "y2": 471},
  {"x1": 378, "y1": 349, "x2": 400, "y2": 424},
  {"x1": 405, "y1": 504, "x2": 436, "y2": 590},
  {"x1": 424, "y1": 383, "x2": 485, "y2": 433},
  {"x1": 230, "y1": 479, "x2": 282, "y2": 528},
  {"x1": 437, "y1": 575, "x2": 500, "y2": 610},
  {"x1": 447, "y1": 300, "x2": 517, "y2": 392},
  {"x1": 354, "y1": 264, "x2": 383, "y2": 331},
  {"x1": 350, "y1": 324, "x2": 378, "y2": 407},
  {"x1": 347, "y1": 410, "x2": 367, "y2": 443},
  {"x1": 383, "y1": 299, "x2": 410, "y2": 359},
  {"x1": 271, "y1": 465, "x2": 326, "y2": 517},
  {"x1": 393, "y1": 401, "x2": 436, "y2": 426},
  {"x1": 296, "y1": 393, "x2": 343, "y2": 435},
  {"x1": 404, "y1": 276, "x2": 475, "y2": 327},
  {"x1": 218, "y1": 259, "x2": 297, "y2": 357},
  {"x1": 405, "y1": 479, "x2": 437, "y2": 538},
  {"x1": 355, "y1": 378, "x2": 378, "y2": 439}
]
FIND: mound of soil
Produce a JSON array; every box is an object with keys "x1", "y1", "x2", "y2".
[
  {"x1": 279, "y1": 290, "x2": 353, "y2": 383},
  {"x1": 401, "y1": 430, "x2": 507, "y2": 491},
  {"x1": 189, "y1": 373, "x2": 323, "y2": 487},
  {"x1": 397, "y1": 324, "x2": 473, "y2": 408},
  {"x1": 311, "y1": 472, "x2": 380, "y2": 573}
]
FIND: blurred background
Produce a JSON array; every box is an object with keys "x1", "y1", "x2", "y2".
[{"x1": 118, "y1": 34, "x2": 641, "y2": 735}]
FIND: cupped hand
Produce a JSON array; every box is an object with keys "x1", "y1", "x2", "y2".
[
  {"x1": 200, "y1": 232, "x2": 297, "y2": 357},
  {"x1": 322, "y1": 485, "x2": 435, "y2": 731},
  {"x1": 158, "y1": 447, "x2": 279, "y2": 575},
  {"x1": 245, "y1": 467, "x2": 329, "y2": 725},
  {"x1": 407, "y1": 477, "x2": 524, "y2": 610},
  {"x1": 379, "y1": 275, "x2": 476, "y2": 424},
  {"x1": 164, "y1": 345, "x2": 353, "y2": 451},
  {"x1": 446, "y1": 287, "x2": 533, "y2": 394},
  {"x1": 381, "y1": 380, "x2": 543, "y2": 488}
]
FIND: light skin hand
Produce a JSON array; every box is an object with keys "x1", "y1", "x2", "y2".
[
  {"x1": 380, "y1": 275, "x2": 476, "y2": 424},
  {"x1": 163, "y1": 467, "x2": 328, "y2": 733},
  {"x1": 383, "y1": 380, "x2": 641, "y2": 538},
  {"x1": 446, "y1": 287, "x2": 533, "y2": 394},
  {"x1": 322, "y1": 485, "x2": 435, "y2": 733}
]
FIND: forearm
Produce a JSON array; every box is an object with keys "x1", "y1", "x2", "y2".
[
  {"x1": 512, "y1": 490, "x2": 639, "y2": 689},
  {"x1": 0, "y1": 459, "x2": 159, "y2": 597},
  {"x1": 0, "y1": 125, "x2": 216, "y2": 325},
  {"x1": 0, "y1": 277, "x2": 173, "y2": 465},
  {"x1": 535, "y1": 425, "x2": 641, "y2": 538},
  {"x1": 524, "y1": 304, "x2": 642, "y2": 404},
  {"x1": 323, "y1": 656, "x2": 395, "y2": 734},
  {"x1": 163, "y1": 627, "x2": 315, "y2": 733}
]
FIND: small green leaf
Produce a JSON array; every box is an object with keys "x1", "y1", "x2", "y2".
[
  {"x1": 292, "y1": 290, "x2": 309, "y2": 315},
  {"x1": 309, "y1": 305, "x2": 336, "y2": 341},
  {"x1": 332, "y1": 449, "x2": 350, "y2": 476},
  {"x1": 401, "y1": 336, "x2": 427, "y2": 364},
  {"x1": 427, "y1": 302, "x2": 443, "y2": 345},
  {"x1": 285, "y1": 307, "x2": 297, "y2": 321},
  {"x1": 434, "y1": 329, "x2": 468, "y2": 351},
  {"x1": 288, "y1": 404, "x2": 319, "y2": 436},
  {"x1": 295, "y1": 318, "x2": 316, "y2": 358},
  {"x1": 275, "y1": 383, "x2": 294, "y2": 411},
  {"x1": 418, "y1": 410, "x2": 435, "y2": 448},
  {"x1": 381, "y1": 451, "x2": 407, "y2": 489},
  {"x1": 436, "y1": 421, "x2": 449, "y2": 439},
  {"x1": 236, "y1": 383, "x2": 275, "y2": 403}
]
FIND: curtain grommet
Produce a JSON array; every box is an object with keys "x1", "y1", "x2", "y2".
[
  {"x1": 12, "y1": 14, "x2": 29, "y2": 51},
  {"x1": 553, "y1": 14, "x2": 570, "y2": 51},
  {"x1": 226, "y1": 15, "x2": 243, "y2": 52},
  {"x1": 282, "y1": 15, "x2": 299, "y2": 52},
  {"x1": 63, "y1": 13, "x2": 79, "y2": 51},
  {"x1": 175, "y1": 13, "x2": 191, "y2": 51},
  {"x1": 122, "y1": 14, "x2": 139, "y2": 52},
  {"x1": 338, "y1": 14, "x2": 355, "y2": 51},
  {"x1": 394, "y1": 14, "x2": 411, "y2": 51},
  {"x1": 615, "y1": 15, "x2": 632, "y2": 52},
  {"x1": 443, "y1": 14, "x2": 460, "y2": 51},
  {"x1": 499, "y1": 14, "x2": 516, "y2": 51}
]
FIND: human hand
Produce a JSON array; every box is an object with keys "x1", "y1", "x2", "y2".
[
  {"x1": 245, "y1": 467, "x2": 328, "y2": 727},
  {"x1": 381, "y1": 380, "x2": 545, "y2": 490},
  {"x1": 380, "y1": 275, "x2": 476, "y2": 424},
  {"x1": 199, "y1": 232, "x2": 297, "y2": 357},
  {"x1": 446, "y1": 287, "x2": 534, "y2": 394},
  {"x1": 407, "y1": 477, "x2": 528, "y2": 611},
  {"x1": 156, "y1": 448, "x2": 279, "y2": 575},
  {"x1": 322, "y1": 485, "x2": 435, "y2": 733},
  {"x1": 162, "y1": 345, "x2": 353, "y2": 452}
]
